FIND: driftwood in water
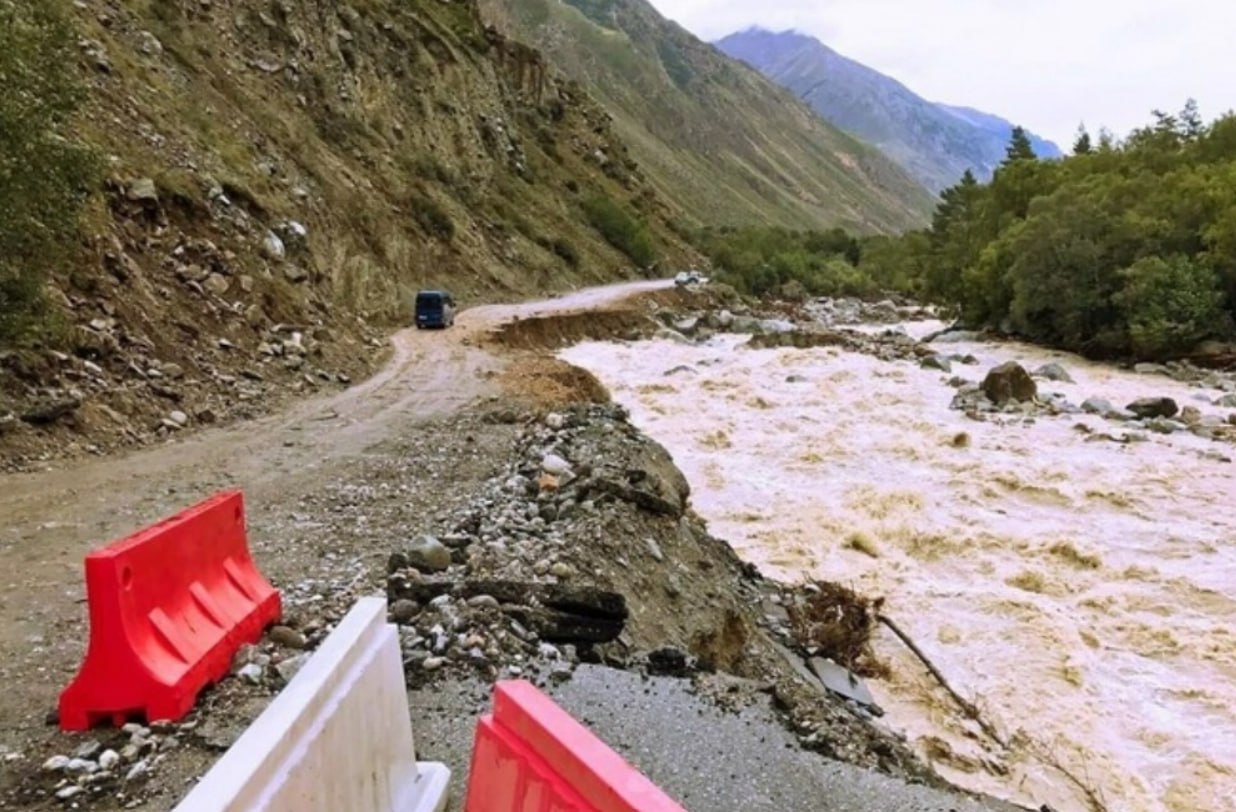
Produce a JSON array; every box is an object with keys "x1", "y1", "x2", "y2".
[{"x1": 878, "y1": 614, "x2": 1007, "y2": 748}]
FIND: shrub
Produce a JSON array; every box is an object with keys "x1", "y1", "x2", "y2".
[
  {"x1": 548, "y1": 238, "x2": 579, "y2": 268},
  {"x1": 1116, "y1": 255, "x2": 1226, "y2": 358},
  {"x1": 581, "y1": 193, "x2": 656, "y2": 267},
  {"x1": 0, "y1": 0, "x2": 99, "y2": 343}
]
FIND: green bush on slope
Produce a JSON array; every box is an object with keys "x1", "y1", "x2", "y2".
[{"x1": 0, "y1": 0, "x2": 99, "y2": 344}]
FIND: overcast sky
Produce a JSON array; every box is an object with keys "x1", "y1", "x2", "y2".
[{"x1": 646, "y1": 0, "x2": 1236, "y2": 149}]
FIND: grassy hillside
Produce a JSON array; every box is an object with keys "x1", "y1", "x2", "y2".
[
  {"x1": 479, "y1": 0, "x2": 937, "y2": 233},
  {"x1": 0, "y1": 0, "x2": 701, "y2": 464}
]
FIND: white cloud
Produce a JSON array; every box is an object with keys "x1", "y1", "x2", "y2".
[{"x1": 648, "y1": 0, "x2": 1236, "y2": 147}]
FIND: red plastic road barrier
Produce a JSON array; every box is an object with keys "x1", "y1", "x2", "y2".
[
  {"x1": 464, "y1": 680, "x2": 687, "y2": 812},
  {"x1": 58, "y1": 491, "x2": 281, "y2": 731}
]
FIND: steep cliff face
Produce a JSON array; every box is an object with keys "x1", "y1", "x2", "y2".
[{"x1": 0, "y1": 0, "x2": 699, "y2": 466}]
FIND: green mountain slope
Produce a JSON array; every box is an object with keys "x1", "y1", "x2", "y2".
[
  {"x1": 716, "y1": 28, "x2": 1062, "y2": 193},
  {"x1": 479, "y1": 0, "x2": 937, "y2": 233}
]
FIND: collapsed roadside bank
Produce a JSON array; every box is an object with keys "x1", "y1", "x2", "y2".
[
  {"x1": 2, "y1": 285, "x2": 1026, "y2": 812},
  {"x1": 561, "y1": 289, "x2": 1236, "y2": 812}
]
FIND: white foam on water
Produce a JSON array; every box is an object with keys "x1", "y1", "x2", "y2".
[{"x1": 562, "y1": 329, "x2": 1236, "y2": 812}]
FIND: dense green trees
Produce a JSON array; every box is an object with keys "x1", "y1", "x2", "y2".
[
  {"x1": 698, "y1": 102, "x2": 1236, "y2": 360},
  {"x1": 696, "y1": 226, "x2": 871, "y2": 298},
  {"x1": 907, "y1": 101, "x2": 1236, "y2": 358},
  {"x1": 0, "y1": 0, "x2": 98, "y2": 343}
]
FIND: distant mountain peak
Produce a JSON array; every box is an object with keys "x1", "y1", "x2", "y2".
[
  {"x1": 480, "y1": 0, "x2": 936, "y2": 231},
  {"x1": 716, "y1": 28, "x2": 1062, "y2": 191}
]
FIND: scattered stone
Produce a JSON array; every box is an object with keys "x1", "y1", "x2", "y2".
[
  {"x1": 124, "y1": 759, "x2": 150, "y2": 783},
  {"x1": 137, "y1": 30, "x2": 163, "y2": 56},
  {"x1": 98, "y1": 749, "x2": 121, "y2": 771},
  {"x1": 20, "y1": 399, "x2": 80, "y2": 426},
  {"x1": 390, "y1": 599, "x2": 419, "y2": 624},
  {"x1": 204, "y1": 273, "x2": 231, "y2": 296},
  {"x1": 1034, "y1": 362, "x2": 1075, "y2": 383},
  {"x1": 73, "y1": 740, "x2": 103, "y2": 760},
  {"x1": 65, "y1": 757, "x2": 97, "y2": 774},
  {"x1": 541, "y1": 453, "x2": 572, "y2": 476},
  {"x1": 237, "y1": 663, "x2": 265, "y2": 684},
  {"x1": 981, "y1": 362, "x2": 1037, "y2": 405},
  {"x1": 128, "y1": 178, "x2": 159, "y2": 203},
  {"x1": 261, "y1": 231, "x2": 286, "y2": 260},
  {"x1": 406, "y1": 536, "x2": 452, "y2": 573},
  {"x1": 1126, "y1": 397, "x2": 1178, "y2": 419},
  {"x1": 55, "y1": 786, "x2": 85, "y2": 801},
  {"x1": 1215, "y1": 393, "x2": 1236, "y2": 408},
  {"x1": 1082, "y1": 397, "x2": 1113, "y2": 415},
  {"x1": 421, "y1": 656, "x2": 446, "y2": 672},
  {"x1": 284, "y1": 265, "x2": 310, "y2": 284},
  {"x1": 268, "y1": 625, "x2": 306, "y2": 649},
  {"x1": 646, "y1": 646, "x2": 692, "y2": 677},
  {"x1": 549, "y1": 561, "x2": 575, "y2": 579},
  {"x1": 275, "y1": 654, "x2": 309, "y2": 682},
  {"x1": 920, "y1": 355, "x2": 952, "y2": 373},
  {"x1": 168, "y1": 410, "x2": 189, "y2": 427},
  {"x1": 42, "y1": 755, "x2": 70, "y2": 772}
]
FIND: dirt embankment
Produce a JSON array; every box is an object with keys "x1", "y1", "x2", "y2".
[{"x1": 1, "y1": 283, "x2": 1005, "y2": 811}]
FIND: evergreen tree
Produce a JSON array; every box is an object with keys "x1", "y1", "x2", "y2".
[
  {"x1": 1179, "y1": 98, "x2": 1204, "y2": 140},
  {"x1": 1004, "y1": 126, "x2": 1037, "y2": 163},
  {"x1": 1073, "y1": 124, "x2": 1093, "y2": 155}
]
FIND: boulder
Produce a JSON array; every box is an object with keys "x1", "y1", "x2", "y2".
[
  {"x1": 127, "y1": 178, "x2": 159, "y2": 203},
  {"x1": 1081, "y1": 397, "x2": 1114, "y2": 415},
  {"x1": 981, "y1": 362, "x2": 1037, "y2": 405},
  {"x1": 927, "y1": 329, "x2": 982, "y2": 344},
  {"x1": 1126, "y1": 397, "x2": 1178, "y2": 419},
  {"x1": 594, "y1": 438, "x2": 690, "y2": 517},
  {"x1": 541, "y1": 453, "x2": 572, "y2": 476},
  {"x1": 261, "y1": 231, "x2": 286, "y2": 260},
  {"x1": 920, "y1": 355, "x2": 952, "y2": 373},
  {"x1": 1034, "y1": 362, "x2": 1075, "y2": 383},
  {"x1": 204, "y1": 273, "x2": 230, "y2": 296},
  {"x1": 406, "y1": 536, "x2": 452, "y2": 573}
]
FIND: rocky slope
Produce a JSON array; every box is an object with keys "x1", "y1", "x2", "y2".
[
  {"x1": 478, "y1": 0, "x2": 938, "y2": 232},
  {"x1": 0, "y1": 0, "x2": 703, "y2": 468},
  {"x1": 716, "y1": 28, "x2": 1062, "y2": 192}
]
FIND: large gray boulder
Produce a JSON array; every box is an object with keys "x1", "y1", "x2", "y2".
[
  {"x1": 981, "y1": 362, "x2": 1037, "y2": 405},
  {"x1": 406, "y1": 535, "x2": 452, "y2": 573},
  {"x1": 1126, "y1": 397, "x2": 1178, "y2": 419}
]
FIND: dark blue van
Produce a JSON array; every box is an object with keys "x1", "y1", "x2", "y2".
[{"x1": 414, "y1": 289, "x2": 456, "y2": 329}]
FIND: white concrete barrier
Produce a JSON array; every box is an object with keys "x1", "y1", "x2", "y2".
[{"x1": 175, "y1": 597, "x2": 449, "y2": 812}]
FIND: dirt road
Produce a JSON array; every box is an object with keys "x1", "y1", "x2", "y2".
[{"x1": 0, "y1": 279, "x2": 671, "y2": 749}]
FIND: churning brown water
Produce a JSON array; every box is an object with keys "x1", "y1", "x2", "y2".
[{"x1": 562, "y1": 326, "x2": 1236, "y2": 812}]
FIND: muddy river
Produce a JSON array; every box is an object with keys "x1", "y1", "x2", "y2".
[{"x1": 561, "y1": 322, "x2": 1236, "y2": 812}]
